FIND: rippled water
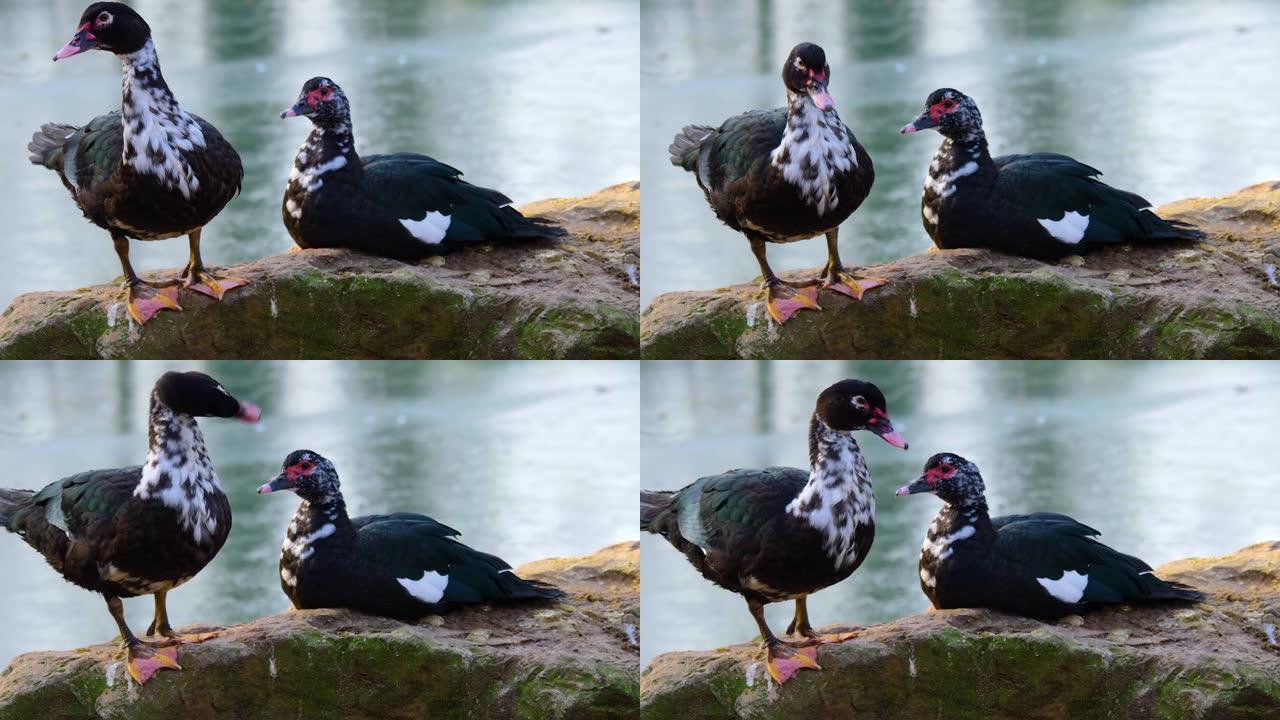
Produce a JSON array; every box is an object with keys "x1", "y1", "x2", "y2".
[
  {"x1": 641, "y1": 0, "x2": 1280, "y2": 305},
  {"x1": 641, "y1": 361, "x2": 1280, "y2": 665},
  {"x1": 0, "y1": 360, "x2": 638, "y2": 664},
  {"x1": 0, "y1": 0, "x2": 638, "y2": 307}
]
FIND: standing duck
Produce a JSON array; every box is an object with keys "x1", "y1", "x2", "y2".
[
  {"x1": 28, "y1": 3, "x2": 247, "y2": 324},
  {"x1": 669, "y1": 43, "x2": 880, "y2": 324},
  {"x1": 896, "y1": 453, "x2": 1203, "y2": 619},
  {"x1": 0, "y1": 372, "x2": 260, "y2": 684},
  {"x1": 900, "y1": 88, "x2": 1201, "y2": 260},
  {"x1": 257, "y1": 450, "x2": 562, "y2": 620},
  {"x1": 640, "y1": 380, "x2": 907, "y2": 683},
  {"x1": 279, "y1": 77, "x2": 566, "y2": 262}
]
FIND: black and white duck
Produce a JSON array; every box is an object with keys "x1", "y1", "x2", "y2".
[
  {"x1": 669, "y1": 43, "x2": 880, "y2": 324},
  {"x1": 279, "y1": 77, "x2": 566, "y2": 262},
  {"x1": 0, "y1": 371, "x2": 260, "y2": 684},
  {"x1": 901, "y1": 88, "x2": 1201, "y2": 260},
  {"x1": 896, "y1": 453, "x2": 1203, "y2": 619},
  {"x1": 640, "y1": 380, "x2": 907, "y2": 683},
  {"x1": 28, "y1": 2, "x2": 247, "y2": 324},
  {"x1": 257, "y1": 450, "x2": 562, "y2": 620}
]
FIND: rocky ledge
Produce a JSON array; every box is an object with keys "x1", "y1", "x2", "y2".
[
  {"x1": 0, "y1": 542, "x2": 639, "y2": 720},
  {"x1": 640, "y1": 541, "x2": 1280, "y2": 720},
  {"x1": 641, "y1": 182, "x2": 1280, "y2": 359},
  {"x1": 0, "y1": 183, "x2": 640, "y2": 360}
]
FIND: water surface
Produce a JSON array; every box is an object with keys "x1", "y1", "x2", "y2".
[
  {"x1": 0, "y1": 360, "x2": 638, "y2": 665},
  {"x1": 641, "y1": 0, "x2": 1280, "y2": 305},
  {"x1": 0, "y1": 0, "x2": 638, "y2": 306},
  {"x1": 641, "y1": 361, "x2": 1280, "y2": 665}
]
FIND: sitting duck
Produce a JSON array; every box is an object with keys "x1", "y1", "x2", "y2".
[
  {"x1": 279, "y1": 77, "x2": 566, "y2": 262},
  {"x1": 901, "y1": 88, "x2": 1201, "y2": 260},
  {"x1": 257, "y1": 450, "x2": 562, "y2": 620},
  {"x1": 28, "y1": 2, "x2": 247, "y2": 324},
  {"x1": 640, "y1": 380, "x2": 908, "y2": 683},
  {"x1": 669, "y1": 43, "x2": 880, "y2": 324},
  {"x1": 897, "y1": 453, "x2": 1203, "y2": 619},
  {"x1": 0, "y1": 372, "x2": 260, "y2": 684}
]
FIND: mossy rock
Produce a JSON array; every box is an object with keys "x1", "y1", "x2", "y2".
[
  {"x1": 0, "y1": 183, "x2": 640, "y2": 360},
  {"x1": 0, "y1": 543, "x2": 640, "y2": 720},
  {"x1": 639, "y1": 542, "x2": 1280, "y2": 720},
  {"x1": 641, "y1": 182, "x2": 1280, "y2": 359}
]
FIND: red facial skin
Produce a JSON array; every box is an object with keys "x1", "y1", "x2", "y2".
[
  {"x1": 285, "y1": 460, "x2": 318, "y2": 483},
  {"x1": 306, "y1": 87, "x2": 334, "y2": 108},
  {"x1": 924, "y1": 462, "x2": 959, "y2": 488},
  {"x1": 928, "y1": 98, "x2": 959, "y2": 122}
]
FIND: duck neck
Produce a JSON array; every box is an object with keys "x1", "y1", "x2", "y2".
[
  {"x1": 133, "y1": 392, "x2": 224, "y2": 545},
  {"x1": 290, "y1": 119, "x2": 361, "y2": 193},
  {"x1": 284, "y1": 490, "x2": 353, "y2": 563},
  {"x1": 785, "y1": 415, "x2": 875, "y2": 569},
  {"x1": 769, "y1": 91, "x2": 856, "y2": 216},
  {"x1": 118, "y1": 39, "x2": 206, "y2": 198},
  {"x1": 923, "y1": 498, "x2": 993, "y2": 566}
]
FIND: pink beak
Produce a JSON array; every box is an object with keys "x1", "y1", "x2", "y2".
[
  {"x1": 877, "y1": 428, "x2": 909, "y2": 450},
  {"x1": 808, "y1": 87, "x2": 834, "y2": 111},
  {"x1": 237, "y1": 401, "x2": 262, "y2": 423},
  {"x1": 53, "y1": 24, "x2": 95, "y2": 61}
]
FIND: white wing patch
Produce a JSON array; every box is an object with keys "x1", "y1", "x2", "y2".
[
  {"x1": 1037, "y1": 211, "x2": 1090, "y2": 244},
  {"x1": 399, "y1": 211, "x2": 452, "y2": 245},
  {"x1": 1037, "y1": 569, "x2": 1088, "y2": 603},
  {"x1": 397, "y1": 570, "x2": 449, "y2": 604}
]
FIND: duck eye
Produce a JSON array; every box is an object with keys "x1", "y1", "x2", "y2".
[
  {"x1": 940, "y1": 464, "x2": 953, "y2": 474},
  {"x1": 300, "y1": 462, "x2": 313, "y2": 471},
  {"x1": 97, "y1": 11, "x2": 111, "y2": 23}
]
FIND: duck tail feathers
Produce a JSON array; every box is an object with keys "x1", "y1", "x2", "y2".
[
  {"x1": 1141, "y1": 574, "x2": 1205, "y2": 603},
  {"x1": 0, "y1": 488, "x2": 34, "y2": 529},
  {"x1": 498, "y1": 207, "x2": 569, "y2": 239},
  {"x1": 499, "y1": 571, "x2": 565, "y2": 601},
  {"x1": 1140, "y1": 212, "x2": 1205, "y2": 242},
  {"x1": 669, "y1": 125, "x2": 714, "y2": 170},
  {"x1": 28, "y1": 123, "x2": 76, "y2": 168},
  {"x1": 640, "y1": 490, "x2": 674, "y2": 533}
]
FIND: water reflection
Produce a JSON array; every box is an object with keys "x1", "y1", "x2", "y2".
[
  {"x1": 640, "y1": 0, "x2": 1280, "y2": 304},
  {"x1": 0, "y1": 360, "x2": 638, "y2": 665},
  {"x1": 0, "y1": 0, "x2": 638, "y2": 305},
  {"x1": 640, "y1": 360, "x2": 1280, "y2": 665}
]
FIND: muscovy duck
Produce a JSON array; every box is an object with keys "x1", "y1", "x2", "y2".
[
  {"x1": 640, "y1": 380, "x2": 907, "y2": 684},
  {"x1": 0, "y1": 372, "x2": 260, "y2": 684},
  {"x1": 279, "y1": 77, "x2": 567, "y2": 262},
  {"x1": 28, "y1": 2, "x2": 247, "y2": 325},
  {"x1": 669, "y1": 43, "x2": 881, "y2": 324},
  {"x1": 900, "y1": 88, "x2": 1201, "y2": 260},
  {"x1": 257, "y1": 450, "x2": 562, "y2": 620},
  {"x1": 896, "y1": 453, "x2": 1203, "y2": 619}
]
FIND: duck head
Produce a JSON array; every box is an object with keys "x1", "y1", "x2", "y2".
[
  {"x1": 281, "y1": 77, "x2": 352, "y2": 127},
  {"x1": 258, "y1": 450, "x2": 341, "y2": 502},
  {"x1": 54, "y1": 2, "x2": 151, "y2": 61},
  {"x1": 896, "y1": 452, "x2": 987, "y2": 507},
  {"x1": 901, "y1": 88, "x2": 984, "y2": 141},
  {"x1": 782, "y1": 42, "x2": 834, "y2": 112},
  {"x1": 815, "y1": 379, "x2": 908, "y2": 449},
  {"x1": 154, "y1": 371, "x2": 261, "y2": 422}
]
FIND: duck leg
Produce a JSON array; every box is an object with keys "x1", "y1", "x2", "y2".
[
  {"x1": 816, "y1": 229, "x2": 887, "y2": 300},
  {"x1": 113, "y1": 231, "x2": 181, "y2": 325},
  {"x1": 181, "y1": 228, "x2": 249, "y2": 300},
  {"x1": 105, "y1": 595, "x2": 180, "y2": 685},
  {"x1": 747, "y1": 596, "x2": 818, "y2": 684},
  {"x1": 145, "y1": 590, "x2": 221, "y2": 645},
  {"x1": 749, "y1": 235, "x2": 818, "y2": 324},
  {"x1": 784, "y1": 595, "x2": 863, "y2": 645}
]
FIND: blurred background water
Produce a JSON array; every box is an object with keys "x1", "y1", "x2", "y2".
[
  {"x1": 641, "y1": 0, "x2": 1280, "y2": 305},
  {"x1": 0, "y1": 360, "x2": 638, "y2": 665},
  {"x1": 0, "y1": 0, "x2": 638, "y2": 306},
  {"x1": 641, "y1": 360, "x2": 1280, "y2": 665}
]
